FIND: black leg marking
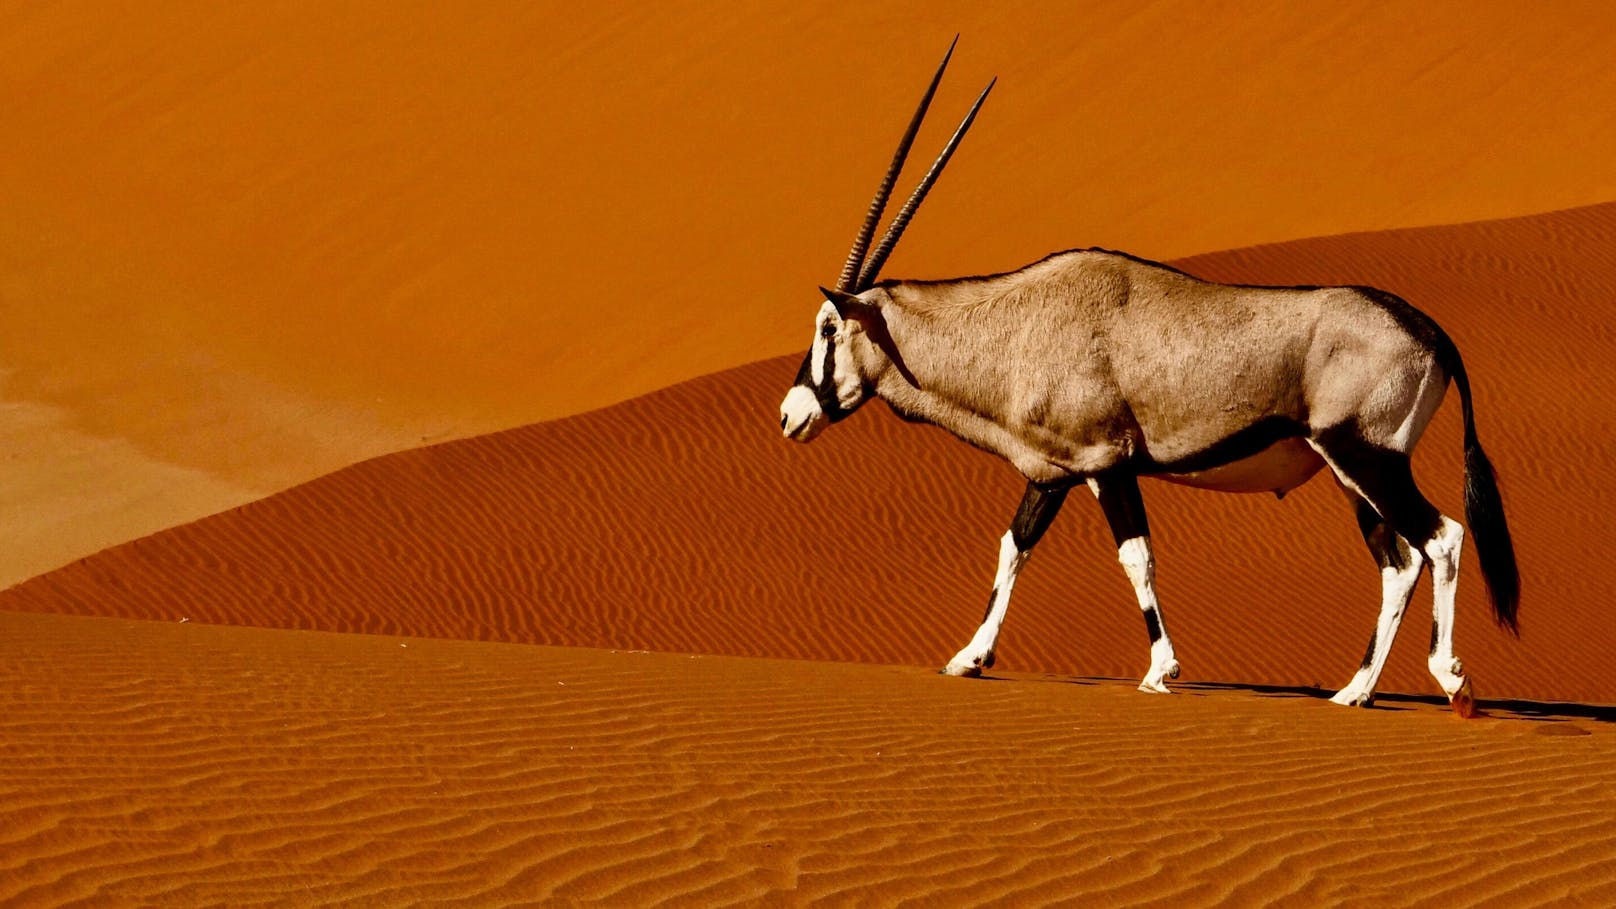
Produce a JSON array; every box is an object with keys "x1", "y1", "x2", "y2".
[
  {"x1": 1316, "y1": 424, "x2": 1442, "y2": 547},
  {"x1": 1091, "y1": 472, "x2": 1149, "y2": 547},
  {"x1": 1143, "y1": 608, "x2": 1163, "y2": 644},
  {"x1": 1093, "y1": 473, "x2": 1175, "y2": 678},
  {"x1": 1359, "y1": 630, "x2": 1379, "y2": 669},
  {"x1": 1393, "y1": 537, "x2": 1414, "y2": 571},
  {"x1": 980, "y1": 586, "x2": 999, "y2": 624},
  {"x1": 1430, "y1": 618, "x2": 1440, "y2": 656},
  {"x1": 1011, "y1": 482, "x2": 1069, "y2": 552},
  {"x1": 1353, "y1": 499, "x2": 1409, "y2": 572}
]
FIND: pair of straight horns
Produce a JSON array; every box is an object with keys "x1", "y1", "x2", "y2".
[{"x1": 833, "y1": 37, "x2": 996, "y2": 296}]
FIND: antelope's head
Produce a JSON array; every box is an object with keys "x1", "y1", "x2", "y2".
[{"x1": 780, "y1": 38, "x2": 993, "y2": 443}]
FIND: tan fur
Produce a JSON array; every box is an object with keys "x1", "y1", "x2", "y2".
[{"x1": 840, "y1": 250, "x2": 1445, "y2": 488}]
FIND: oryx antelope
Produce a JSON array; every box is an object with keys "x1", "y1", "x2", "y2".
[{"x1": 778, "y1": 41, "x2": 1519, "y2": 715}]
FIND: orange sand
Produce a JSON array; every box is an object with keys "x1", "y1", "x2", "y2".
[
  {"x1": 7, "y1": 7, "x2": 1616, "y2": 902},
  {"x1": 6, "y1": 2, "x2": 1616, "y2": 584},
  {"x1": 4, "y1": 610, "x2": 1612, "y2": 907},
  {"x1": 6, "y1": 203, "x2": 1614, "y2": 705}
]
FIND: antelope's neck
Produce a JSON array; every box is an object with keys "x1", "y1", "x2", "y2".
[{"x1": 862, "y1": 301, "x2": 1069, "y2": 480}]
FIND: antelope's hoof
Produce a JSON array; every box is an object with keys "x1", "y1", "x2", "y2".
[
  {"x1": 1331, "y1": 689, "x2": 1374, "y2": 708},
  {"x1": 941, "y1": 648, "x2": 995, "y2": 678},
  {"x1": 1138, "y1": 677, "x2": 1173, "y2": 695},
  {"x1": 1450, "y1": 677, "x2": 1478, "y2": 719}
]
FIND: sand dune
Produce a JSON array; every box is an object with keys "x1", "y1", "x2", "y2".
[
  {"x1": 6, "y1": 203, "x2": 1614, "y2": 705},
  {"x1": 6, "y1": 2, "x2": 1616, "y2": 584},
  {"x1": 3, "y1": 610, "x2": 1612, "y2": 907},
  {"x1": 10, "y1": 9, "x2": 1616, "y2": 904}
]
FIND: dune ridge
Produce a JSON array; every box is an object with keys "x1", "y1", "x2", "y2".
[
  {"x1": 6, "y1": 1, "x2": 1616, "y2": 586},
  {"x1": 4, "y1": 202, "x2": 1614, "y2": 706},
  {"x1": 3, "y1": 610, "x2": 1613, "y2": 907}
]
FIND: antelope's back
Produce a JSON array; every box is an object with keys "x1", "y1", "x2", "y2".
[{"x1": 1086, "y1": 253, "x2": 1428, "y2": 459}]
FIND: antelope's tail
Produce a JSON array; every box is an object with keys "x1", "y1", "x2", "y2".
[{"x1": 1443, "y1": 348, "x2": 1520, "y2": 634}]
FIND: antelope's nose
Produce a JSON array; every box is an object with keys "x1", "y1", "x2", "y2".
[{"x1": 779, "y1": 386, "x2": 823, "y2": 442}]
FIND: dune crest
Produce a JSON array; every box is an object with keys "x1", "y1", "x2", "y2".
[{"x1": 5, "y1": 203, "x2": 1614, "y2": 705}]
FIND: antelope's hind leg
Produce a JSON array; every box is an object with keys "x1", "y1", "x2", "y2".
[
  {"x1": 1310, "y1": 431, "x2": 1473, "y2": 714},
  {"x1": 1089, "y1": 474, "x2": 1180, "y2": 694},
  {"x1": 1330, "y1": 489, "x2": 1425, "y2": 708},
  {"x1": 942, "y1": 482, "x2": 1068, "y2": 677}
]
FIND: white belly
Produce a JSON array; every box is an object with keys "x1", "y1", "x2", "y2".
[{"x1": 1159, "y1": 437, "x2": 1325, "y2": 496}]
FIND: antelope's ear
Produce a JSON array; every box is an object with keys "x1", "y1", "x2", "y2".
[
  {"x1": 818, "y1": 286, "x2": 861, "y2": 318},
  {"x1": 819, "y1": 286, "x2": 872, "y2": 320}
]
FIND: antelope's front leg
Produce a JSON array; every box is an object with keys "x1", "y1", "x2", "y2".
[
  {"x1": 942, "y1": 482, "x2": 1068, "y2": 677},
  {"x1": 1090, "y1": 474, "x2": 1180, "y2": 693}
]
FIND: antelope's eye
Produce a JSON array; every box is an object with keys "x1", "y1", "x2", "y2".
[{"x1": 819, "y1": 322, "x2": 837, "y2": 339}]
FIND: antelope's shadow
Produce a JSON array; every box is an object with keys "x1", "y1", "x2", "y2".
[{"x1": 995, "y1": 674, "x2": 1616, "y2": 726}]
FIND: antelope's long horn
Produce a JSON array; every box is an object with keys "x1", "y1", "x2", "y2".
[
  {"x1": 834, "y1": 36, "x2": 958, "y2": 294},
  {"x1": 856, "y1": 77, "x2": 995, "y2": 291}
]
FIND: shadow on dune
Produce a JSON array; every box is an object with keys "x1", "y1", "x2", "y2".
[
  {"x1": 997, "y1": 674, "x2": 1614, "y2": 726},
  {"x1": 1186, "y1": 680, "x2": 1616, "y2": 725}
]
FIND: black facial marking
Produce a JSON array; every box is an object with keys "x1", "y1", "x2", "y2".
[
  {"x1": 1010, "y1": 482, "x2": 1070, "y2": 552},
  {"x1": 1359, "y1": 630, "x2": 1379, "y2": 669},
  {"x1": 791, "y1": 351, "x2": 814, "y2": 387},
  {"x1": 814, "y1": 336, "x2": 850, "y2": 421},
  {"x1": 790, "y1": 338, "x2": 851, "y2": 424},
  {"x1": 1143, "y1": 608, "x2": 1163, "y2": 645}
]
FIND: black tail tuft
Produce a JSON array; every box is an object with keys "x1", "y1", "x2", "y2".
[{"x1": 1452, "y1": 361, "x2": 1521, "y2": 635}]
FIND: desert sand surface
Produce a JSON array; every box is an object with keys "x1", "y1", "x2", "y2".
[
  {"x1": 4, "y1": 609, "x2": 1613, "y2": 908},
  {"x1": 8, "y1": 7, "x2": 1616, "y2": 904},
  {"x1": 6, "y1": 202, "x2": 1613, "y2": 706},
  {"x1": 7, "y1": 2, "x2": 1616, "y2": 584}
]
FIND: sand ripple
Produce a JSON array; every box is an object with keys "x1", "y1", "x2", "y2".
[{"x1": 3, "y1": 611, "x2": 1613, "y2": 907}]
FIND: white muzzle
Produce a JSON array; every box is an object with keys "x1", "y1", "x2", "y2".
[{"x1": 780, "y1": 386, "x2": 826, "y2": 442}]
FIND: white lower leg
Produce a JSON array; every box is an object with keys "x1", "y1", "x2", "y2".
[
  {"x1": 1117, "y1": 536, "x2": 1179, "y2": 693},
  {"x1": 943, "y1": 532, "x2": 1028, "y2": 676},
  {"x1": 1332, "y1": 551, "x2": 1422, "y2": 706},
  {"x1": 1423, "y1": 516, "x2": 1468, "y2": 700}
]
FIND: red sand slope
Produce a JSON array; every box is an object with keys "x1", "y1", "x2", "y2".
[
  {"x1": 5, "y1": 2, "x2": 1616, "y2": 586},
  {"x1": 5, "y1": 203, "x2": 1613, "y2": 705},
  {"x1": 3, "y1": 610, "x2": 1612, "y2": 907}
]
